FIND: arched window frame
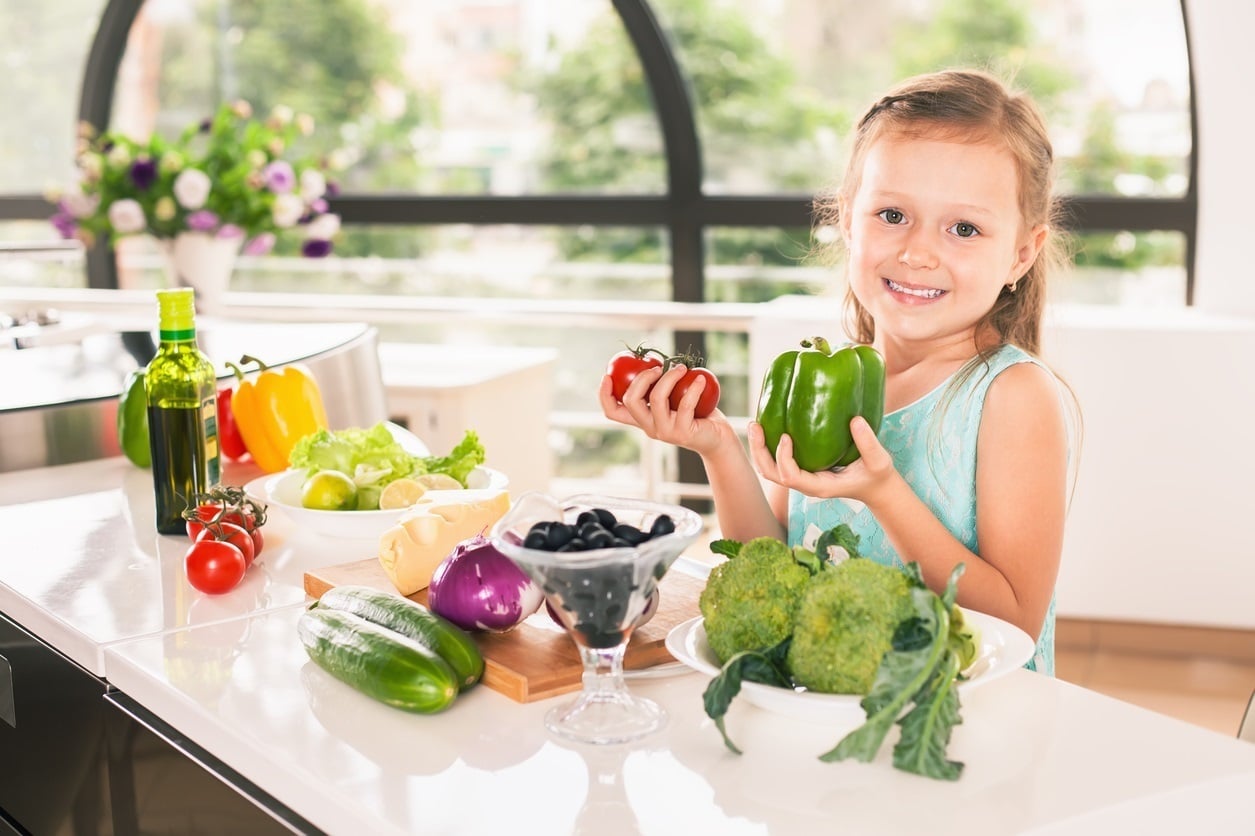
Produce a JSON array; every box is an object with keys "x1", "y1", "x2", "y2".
[{"x1": 2, "y1": 0, "x2": 1201, "y2": 305}]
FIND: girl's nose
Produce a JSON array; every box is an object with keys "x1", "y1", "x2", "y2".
[{"x1": 898, "y1": 231, "x2": 939, "y2": 270}]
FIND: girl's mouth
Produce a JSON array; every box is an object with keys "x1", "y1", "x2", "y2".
[{"x1": 884, "y1": 278, "x2": 947, "y2": 300}]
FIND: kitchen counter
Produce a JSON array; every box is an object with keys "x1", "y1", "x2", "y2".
[{"x1": 2, "y1": 458, "x2": 1254, "y2": 834}]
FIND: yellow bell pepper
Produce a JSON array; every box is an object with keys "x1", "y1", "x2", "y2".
[{"x1": 228, "y1": 355, "x2": 329, "y2": 472}]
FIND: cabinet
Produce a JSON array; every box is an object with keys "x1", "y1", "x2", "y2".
[{"x1": 378, "y1": 343, "x2": 557, "y2": 497}]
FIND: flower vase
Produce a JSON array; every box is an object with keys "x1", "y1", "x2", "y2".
[{"x1": 162, "y1": 233, "x2": 243, "y2": 315}]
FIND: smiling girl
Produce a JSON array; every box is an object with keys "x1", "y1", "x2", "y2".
[{"x1": 601, "y1": 69, "x2": 1075, "y2": 673}]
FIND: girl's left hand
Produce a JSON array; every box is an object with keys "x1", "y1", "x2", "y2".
[{"x1": 748, "y1": 416, "x2": 896, "y2": 501}]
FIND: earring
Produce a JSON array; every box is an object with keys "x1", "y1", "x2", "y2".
[{"x1": 1006, "y1": 279, "x2": 1018, "y2": 293}]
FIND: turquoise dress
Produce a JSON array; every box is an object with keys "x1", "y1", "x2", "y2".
[{"x1": 786, "y1": 343, "x2": 1057, "y2": 675}]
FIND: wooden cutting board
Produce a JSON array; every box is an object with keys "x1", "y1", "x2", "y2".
[{"x1": 303, "y1": 556, "x2": 706, "y2": 703}]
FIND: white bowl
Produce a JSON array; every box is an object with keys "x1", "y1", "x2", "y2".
[
  {"x1": 665, "y1": 609, "x2": 1034, "y2": 727},
  {"x1": 244, "y1": 465, "x2": 509, "y2": 541}
]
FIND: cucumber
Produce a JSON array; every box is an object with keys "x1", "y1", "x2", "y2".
[
  {"x1": 297, "y1": 608, "x2": 459, "y2": 714},
  {"x1": 313, "y1": 585, "x2": 485, "y2": 691}
]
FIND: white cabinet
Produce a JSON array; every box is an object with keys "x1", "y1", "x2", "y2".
[{"x1": 378, "y1": 343, "x2": 557, "y2": 497}]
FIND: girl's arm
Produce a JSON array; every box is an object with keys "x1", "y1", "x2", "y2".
[
  {"x1": 599, "y1": 364, "x2": 785, "y2": 542},
  {"x1": 754, "y1": 362, "x2": 1067, "y2": 640}
]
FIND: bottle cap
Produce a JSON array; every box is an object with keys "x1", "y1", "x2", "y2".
[{"x1": 156, "y1": 288, "x2": 196, "y2": 338}]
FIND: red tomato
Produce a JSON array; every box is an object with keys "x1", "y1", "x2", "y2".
[
  {"x1": 606, "y1": 349, "x2": 664, "y2": 402},
  {"x1": 184, "y1": 539, "x2": 247, "y2": 594},
  {"x1": 185, "y1": 503, "x2": 256, "y2": 541},
  {"x1": 669, "y1": 366, "x2": 721, "y2": 418},
  {"x1": 196, "y1": 521, "x2": 256, "y2": 568},
  {"x1": 248, "y1": 526, "x2": 264, "y2": 559}
]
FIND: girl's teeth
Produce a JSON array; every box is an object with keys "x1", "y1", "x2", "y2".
[{"x1": 887, "y1": 279, "x2": 944, "y2": 299}]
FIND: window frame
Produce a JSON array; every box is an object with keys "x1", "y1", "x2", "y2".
[{"x1": 0, "y1": 0, "x2": 1199, "y2": 305}]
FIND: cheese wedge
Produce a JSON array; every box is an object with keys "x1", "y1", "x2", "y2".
[{"x1": 378, "y1": 488, "x2": 511, "y2": 596}]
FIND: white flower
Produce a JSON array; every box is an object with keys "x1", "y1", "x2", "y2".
[
  {"x1": 269, "y1": 104, "x2": 294, "y2": 126},
  {"x1": 304, "y1": 213, "x2": 340, "y2": 240},
  {"x1": 159, "y1": 151, "x2": 185, "y2": 174},
  {"x1": 107, "y1": 199, "x2": 146, "y2": 234},
  {"x1": 247, "y1": 149, "x2": 267, "y2": 169},
  {"x1": 271, "y1": 193, "x2": 305, "y2": 228},
  {"x1": 299, "y1": 169, "x2": 326, "y2": 202},
  {"x1": 63, "y1": 188, "x2": 99, "y2": 219},
  {"x1": 79, "y1": 153, "x2": 104, "y2": 181},
  {"x1": 173, "y1": 168, "x2": 211, "y2": 210},
  {"x1": 106, "y1": 144, "x2": 131, "y2": 168},
  {"x1": 296, "y1": 113, "x2": 315, "y2": 136},
  {"x1": 327, "y1": 148, "x2": 354, "y2": 172},
  {"x1": 154, "y1": 196, "x2": 176, "y2": 221}
]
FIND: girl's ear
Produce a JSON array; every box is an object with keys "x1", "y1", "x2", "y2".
[
  {"x1": 838, "y1": 195, "x2": 852, "y2": 245},
  {"x1": 1011, "y1": 222, "x2": 1050, "y2": 281}
]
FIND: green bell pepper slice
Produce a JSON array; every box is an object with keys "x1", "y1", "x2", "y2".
[
  {"x1": 117, "y1": 367, "x2": 151, "y2": 468},
  {"x1": 755, "y1": 337, "x2": 885, "y2": 471}
]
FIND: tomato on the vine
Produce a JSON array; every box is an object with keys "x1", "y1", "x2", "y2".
[
  {"x1": 185, "y1": 503, "x2": 255, "y2": 540},
  {"x1": 669, "y1": 366, "x2": 721, "y2": 419},
  {"x1": 184, "y1": 539, "x2": 247, "y2": 594},
  {"x1": 606, "y1": 346, "x2": 665, "y2": 402},
  {"x1": 196, "y1": 521, "x2": 256, "y2": 568},
  {"x1": 182, "y1": 485, "x2": 267, "y2": 560}
]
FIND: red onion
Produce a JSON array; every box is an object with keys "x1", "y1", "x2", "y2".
[{"x1": 428, "y1": 535, "x2": 544, "y2": 632}]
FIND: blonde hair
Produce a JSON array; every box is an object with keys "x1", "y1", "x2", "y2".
[{"x1": 816, "y1": 68, "x2": 1066, "y2": 357}]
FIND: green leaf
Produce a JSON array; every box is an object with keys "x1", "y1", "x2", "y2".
[
  {"x1": 701, "y1": 639, "x2": 791, "y2": 754},
  {"x1": 891, "y1": 652, "x2": 964, "y2": 781},
  {"x1": 815, "y1": 523, "x2": 862, "y2": 563},
  {"x1": 708, "y1": 538, "x2": 742, "y2": 559}
]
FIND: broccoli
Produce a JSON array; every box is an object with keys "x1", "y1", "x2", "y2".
[
  {"x1": 698, "y1": 536, "x2": 814, "y2": 664},
  {"x1": 786, "y1": 558, "x2": 917, "y2": 694}
]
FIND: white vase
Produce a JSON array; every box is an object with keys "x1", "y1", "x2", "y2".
[{"x1": 162, "y1": 232, "x2": 244, "y2": 315}]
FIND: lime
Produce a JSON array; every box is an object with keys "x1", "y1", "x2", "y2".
[
  {"x1": 416, "y1": 473, "x2": 464, "y2": 491},
  {"x1": 378, "y1": 478, "x2": 427, "y2": 510},
  {"x1": 301, "y1": 470, "x2": 358, "y2": 511}
]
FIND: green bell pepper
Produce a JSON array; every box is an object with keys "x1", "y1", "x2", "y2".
[
  {"x1": 117, "y1": 367, "x2": 151, "y2": 468},
  {"x1": 755, "y1": 337, "x2": 885, "y2": 471}
]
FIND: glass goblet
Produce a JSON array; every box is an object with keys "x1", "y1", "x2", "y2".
[{"x1": 492, "y1": 492, "x2": 702, "y2": 745}]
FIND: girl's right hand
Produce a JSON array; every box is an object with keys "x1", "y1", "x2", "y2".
[
  {"x1": 749, "y1": 416, "x2": 899, "y2": 502},
  {"x1": 598, "y1": 364, "x2": 730, "y2": 456}
]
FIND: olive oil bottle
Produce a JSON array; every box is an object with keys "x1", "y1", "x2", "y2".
[{"x1": 146, "y1": 288, "x2": 220, "y2": 534}]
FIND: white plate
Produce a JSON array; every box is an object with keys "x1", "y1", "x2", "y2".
[
  {"x1": 665, "y1": 609, "x2": 1034, "y2": 725},
  {"x1": 244, "y1": 465, "x2": 509, "y2": 541}
]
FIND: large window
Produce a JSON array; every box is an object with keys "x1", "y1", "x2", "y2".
[{"x1": 0, "y1": 0, "x2": 1196, "y2": 482}]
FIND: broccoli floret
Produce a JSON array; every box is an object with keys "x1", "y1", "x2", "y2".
[
  {"x1": 786, "y1": 558, "x2": 917, "y2": 695},
  {"x1": 699, "y1": 536, "x2": 813, "y2": 664}
]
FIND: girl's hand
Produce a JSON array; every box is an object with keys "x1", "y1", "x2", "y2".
[
  {"x1": 598, "y1": 364, "x2": 729, "y2": 455},
  {"x1": 748, "y1": 416, "x2": 897, "y2": 501}
]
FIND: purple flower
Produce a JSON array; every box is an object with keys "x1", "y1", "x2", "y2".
[
  {"x1": 50, "y1": 210, "x2": 77, "y2": 239},
  {"x1": 217, "y1": 224, "x2": 245, "y2": 239},
  {"x1": 186, "y1": 210, "x2": 219, "y2": 231},
  {"x1": 301, "y1": 239, "x2": 333, "y2": 258},
  {"x1": 325, "y1": 180, "x2": 341, "y2": 197},
  {"x1": 129, "y1": 158, "x2": 158, "y2": 191},
  {"x1": 263, "y1": 160, "x2": 296, "y2": 193},
  {"x1": 243, "y1": 233, "x2": 276, "y2": 256},
  {"x1": 199, "y1": 117, "x2": 212, "y2": 133},
  {"x1": 311, "y1": 198, "x2": 328, "y2": 214}
]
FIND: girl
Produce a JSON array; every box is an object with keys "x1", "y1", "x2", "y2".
[{"x1": 599, "y1": 69, "x2": 1073, "y2": 674}]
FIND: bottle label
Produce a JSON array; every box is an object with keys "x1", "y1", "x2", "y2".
[
  {"x1": 158, "y1": 327, "x2": 196, "y2": 342},
  {"x1": 202, "y1": 394, "x2": 221, "y2": 484}
]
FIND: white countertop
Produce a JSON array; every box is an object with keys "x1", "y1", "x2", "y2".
[{"x1": 3, "y1": 457, "x2": 1255, "y2": 834}]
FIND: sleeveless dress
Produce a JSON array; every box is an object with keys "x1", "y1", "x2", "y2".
[{"x1": 786, "y1": 343, "x2": 1057, "y2": 675}]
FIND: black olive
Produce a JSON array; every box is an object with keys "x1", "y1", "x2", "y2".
[
  {"x1": 613, "y1": 524, "x2": 647, "y2": 545},
  {"x1": 585, "y1": 530, "x2": 614, "y2": 549},
  {"x1": 546, "y1": 523, "x2": 576, "y2": 549},
  {"x1": 578, "y1": 521, "x2": 606, "y2": 541},
  {"x1": 527, "y1": 521, "x2": 551, "y2": 537},
  {"x1": 649, "y1": 514, "x2": 676, "y2": 538},
  {"x1": 557, "y1": 537, "x2": 588, "y2": 552},
  {"x1": 593, "y1": 507, "x2": 618, "y2": 529},
  {"x1": 523, "y1": 530, "x2": 549, "y2": 550},
  {"x1": 576, "y1": 510, "x2": 600, "y2": 528},
  {"x1": 611, "y1": 537, "x2": 633, "y2": 548}
]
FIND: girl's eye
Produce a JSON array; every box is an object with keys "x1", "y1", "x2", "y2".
[
  {"x1": 877, "y1": 209, "x2": 905, "y2": 225},
  {"x1": 949, "y1": 221, "x2": 980, "y2": 238}
]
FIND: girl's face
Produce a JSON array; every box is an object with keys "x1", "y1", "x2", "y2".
[{"x1": 840, "y1": 134, "x2": 1046, "y2": 352}]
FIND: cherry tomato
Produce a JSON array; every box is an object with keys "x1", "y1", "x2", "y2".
[
  {"x1": 606, "y1": 348, "x2": 664, "y2": 402},
  {"x1": 248, "y1": 526, "x2": 264, "y2": 559},
  {"x1": 669, "y1": 366, "x2": 721, "y2": 418},
  {"x1": 196, "y1": 521, "x2": 256, "y2": 568},
  {"x1": 185, "y1": 502, "x2": 256, "y2": 541},
  {"x1": 184, "y1": 539, "x2": 247, "y2": 594}
]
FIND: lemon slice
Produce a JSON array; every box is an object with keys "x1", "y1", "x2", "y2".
[
  {"x1": 378, "y1": 478, "x2": 427, "y2": 510},
  {"x1": 301, "y1": 470, "x2": 359, "y2": 511},
  {"x1": 415, "y1": 473, "x2": 464, "y2": 490}
]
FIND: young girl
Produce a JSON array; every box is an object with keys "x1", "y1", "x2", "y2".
[{"x1": 599, "y1": 69, "x2": 1073, "y2": 674}]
